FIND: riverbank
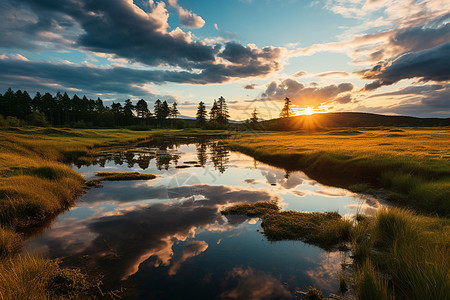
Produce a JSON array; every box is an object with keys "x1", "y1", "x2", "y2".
[
  {"x1": 222, "y1": 201, "x2": 449, "y2": 299},
  {"x1": 225, "y1": 127, "x2": 450, "y2": 216},
  {"x1": 0, "y1": 127, "x2": 227, "y2": 298}
]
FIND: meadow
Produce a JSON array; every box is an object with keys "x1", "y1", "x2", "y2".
[
  {"x1": 226, "y1": 127, "x2": 450, "y2": 215},
  {"x1": 225, "y1": 127, "x2": 449, "y2": 299},
  {"x1": 0, "y1": 126, "x2": 448, "y2": 299}
]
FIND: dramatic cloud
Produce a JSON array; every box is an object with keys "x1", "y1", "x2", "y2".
[
  {"x1": 262, "y1": 78, "x2": 354, "y2": 106},
  {"x1": 361, "y1": 42, "x2": 450, "y2": 91},
  {"x1": 290, "y1": 9, "x2": 450, "y2": 66},
  {"x1": 366, "y1": 84, "x2": 450, "y2": 116},
  {"x1": 0, "y1": 0, "x2": 282, "y2": 84},
  {"x1": 0, "y1": 51, "x2": 283, "y2": 96}
]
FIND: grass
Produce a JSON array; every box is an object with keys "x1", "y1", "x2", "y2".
[
  {"x1": 86, "y1": 172, "x2": 156, "y2": 187},
  {"x1": 0, "y1": 254, "x2": 90, "y2": 299},
  {"x1": 221, "y1": 202, "x2": 352, "y2": 250},
  {"x1": 225, "y1": 127, "x2": 450, "y2": 215},
  {"x1": 223, "y1": 203, "x2": 449, "y2": 299}
]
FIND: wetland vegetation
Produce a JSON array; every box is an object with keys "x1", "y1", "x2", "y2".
[{"x1": 0, "y1": 126, "x2": 448, "y2": 299}]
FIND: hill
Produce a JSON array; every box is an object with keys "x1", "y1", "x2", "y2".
[{"x1": 258, "y1": 112, "x2": 450, "y2": 130}]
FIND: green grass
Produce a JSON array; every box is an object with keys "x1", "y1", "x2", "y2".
[
  {"x1": 226, "y1": 128, "x2": 450, "y2": 215},
  {"x1": 223, "y1": 202, "x2": 449, "y2": 299},
  {"x1": 221, "y1": 202, "x2": 352, "y2": 250},
  {"x1": 86, "y1": 172, "x2": 157, "y2": 187}
]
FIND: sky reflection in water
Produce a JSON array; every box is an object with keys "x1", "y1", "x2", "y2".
[{"x1": 25, "y1": 139, "x2": 382, "y2": 299}]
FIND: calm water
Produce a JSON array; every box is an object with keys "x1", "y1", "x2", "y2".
[{"x1": 25, "y1": 138, "x2": 383, "y2": 299}]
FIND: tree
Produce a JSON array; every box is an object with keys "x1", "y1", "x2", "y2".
[
  {"x1": 250, "y1": 108, "x2": 259, "y2": 124},
  {"x1": 136, "y1": 99, "x2": 149, "y2": 119},
  {"x1": 196, "y1": 101, "x2": 207, "y2": 127},
  {"x1": 280, "y1": 97, "x2": 292, "y2": 118},
  {"x1": 161, "y1": 101, "x2": 170, "y2": 120},
  {"x1": 154, "y1": 99, "x2": 162, "y2": 122},
  {"x1": 111, "y1": 102, "x2": 123, "y2": 125},
  {"x1": 123, "y1": 99, "x2": 135, "y2": 125},
  {"x1": 216, "y1": 96, "x2": 229, "y2": 124},
  {"x1": 209, "y1": 100, "x2": 218, "y2": 122},
  {"x1": 169, "y1": 101, "x2": 179, "y2": 119}
]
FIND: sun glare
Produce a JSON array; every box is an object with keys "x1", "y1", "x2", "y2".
[{"x1": 304, "y1": 107, "x2": 315, "y2": 115}]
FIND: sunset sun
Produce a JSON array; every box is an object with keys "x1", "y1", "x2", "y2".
[{"x1": 303, "y1": 107, "x2": 315, "y2": 115}]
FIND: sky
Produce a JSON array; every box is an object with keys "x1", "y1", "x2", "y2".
[{"x1": 0, "y1": 0, "x2": 449, "y2": 120}]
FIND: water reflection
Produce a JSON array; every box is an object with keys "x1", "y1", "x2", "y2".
[
  {"x1": 25, "y1": 139, "x2": 385, "y2": 299},
  {"x1": 75, "y1": 139, "x2": 230, "y2": 174}
]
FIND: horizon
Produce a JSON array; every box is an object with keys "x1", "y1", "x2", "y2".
[{"x1": 0, "y1": 0, "x2": 449, "y2": 120}]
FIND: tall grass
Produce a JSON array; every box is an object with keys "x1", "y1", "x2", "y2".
[
  {"x1": 0, "y1": 254, "x2": 89, "y2": 299},
  {"x1": 355, "y1": 259, "x2": 393, "y2": 300},
  {"x1": 353, "y1": 208, "x2": 449, "y2": 299}
]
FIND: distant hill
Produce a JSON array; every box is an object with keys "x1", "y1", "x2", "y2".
[{"x1": 258, "y1": 112, "x2": 450, "y2": 130}]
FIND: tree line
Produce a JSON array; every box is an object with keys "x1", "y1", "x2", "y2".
[
  {"x1": 0, "y1": 88, "x2": 183, "y2": 128},
  {"x1": 0, "y1": 88, "x2": 233, "y2": 129}
]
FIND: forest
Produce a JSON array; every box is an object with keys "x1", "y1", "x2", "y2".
[{"x1": 0, "y1": 88, "x2": 230, "y2": 129}]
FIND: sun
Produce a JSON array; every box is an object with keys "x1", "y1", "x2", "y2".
[{"x1": 303, "y1": 107, "x2": 315, "y2": 115}]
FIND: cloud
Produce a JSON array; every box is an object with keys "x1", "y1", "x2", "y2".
[
  {"x1": 220, "y1": 267, "x2": 292, "y2": 300},
  {"x1": 0, "y1": 0, "x2": 282, "y2": 82},
  {"x1": 168, "y1": 0, "x2": 205, "y2": 29},
  {"x1": 318, "y1": 71, "x2": 349, "y2": 78},
  {"x1": 366, "y1": 84, "x2": 450, "y2": 116},
  {"x1": 243, "y1": 83, "x2": 258, "y2": 90},
  {"x1": 0, "y1": 51, "x2": 282, "y2": 96},
  {"x1": 361, "y1": 42, "x2": 450, "y2": 91},
  {"x1": 289, "y1": 11, "x2": 450, "y2": 66},
  {"x1": 261, "y1": 78, "x2": 354, "y2": 106},
  {"x1": 294, "y1": 71, "x2": 307, "y2": 77}
]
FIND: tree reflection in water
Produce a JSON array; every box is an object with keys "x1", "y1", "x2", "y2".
[{"x1": 74, "y1": 138, "x2": 230, "y2": 173}]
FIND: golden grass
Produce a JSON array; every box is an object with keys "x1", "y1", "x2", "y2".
[
  {"x1": 0, "y1": 254, "x2": 89, "y2": 300},
  {"x1": 0, "y1": 126, "x2": 227, "y2": 299},
  {"x1": 226, "y1": 128, "x2": 450, "y2": 215}
]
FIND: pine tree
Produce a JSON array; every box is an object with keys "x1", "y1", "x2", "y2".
[
  {"x1": 250, "y1": 108, "x2": 258, "y2": 124},
  {"x1": 210, "y1": 100, "x2": 218, "y2": 122},
  {"x1": 162, "y1": 101, "x2": 170, "y2": 120},
  {"x1": 196, "y1": 101, "x2": 207, "y2": 127},
  {"x1": 123, "y1": 99, "x2": 135, "y2": 125},
  {"x1": 154, "y1": 99, "x2": 162, "y2": 122},
  {"x1": 136, "y1": 99, "x2": 149, "y2": 119},
  {"x1": 280, "y1": 97, "x2": 292, "y2": 118},
  {"x1": 169, "y1": 101, "x2": 179, "y2": 119},
  {"x1": 216, "y1": 96, "x2": 229, "y2": 124}
]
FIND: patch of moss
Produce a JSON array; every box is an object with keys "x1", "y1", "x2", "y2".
[
  {"x1": 86, "y1": 172, "x2": 156, "y2": 188},
  {"x1": 222, "y1": 202, "x2": 352, "y2": 250}
]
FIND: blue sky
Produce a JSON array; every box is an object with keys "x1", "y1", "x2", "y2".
[{"x1": 0, "y1": 0, "x2": 449, "y2": 119}]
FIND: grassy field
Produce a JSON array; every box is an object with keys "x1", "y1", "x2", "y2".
[
  {"x1": 226, "y1": 127, "x2": 450, "y2": 215},
  {"x1": 0, "y1": 126, "x2": 448, "y2": 298},
  {"x1": 0, "y1": 126, "x2": 226, "y2": 298}
]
